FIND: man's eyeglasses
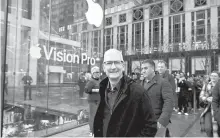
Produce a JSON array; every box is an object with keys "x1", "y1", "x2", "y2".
[
  {"x1": 103, "y1": 61, "x2": 123, "y2": 67},
  {"x1": 93, "y1": 72, "x2": 100, "y2": 74}
]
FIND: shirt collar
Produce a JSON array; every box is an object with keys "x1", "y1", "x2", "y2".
[{"x1": 107, "y1": 79, "x2": 121, "y2": 92}]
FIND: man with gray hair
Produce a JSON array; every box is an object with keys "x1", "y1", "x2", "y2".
[
  {"x1": 93, "y1": 49, "x2": 157, "y2": 137},
  {"x1": 85, "y1": 66, "x2": 101, "y2": 136}
]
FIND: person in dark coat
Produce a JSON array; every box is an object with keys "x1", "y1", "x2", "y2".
[
  {"x1": 177, "y1": 72, "x2": 191, "y2": 115},
  {"x1": 211, "y1": 72, "x2": 220, "y2": 137},
  {"x1": 140, "y1": 59, "x2": 173, "y2": 137},
  {"x1": 157, "y1": 61, "x2": 176, "y2": 111},
  {"x1": 93, "y1": 49, "x2": 157, "y2": 137},
  {"x1": 200, "y1": 71, "x2": 219, "y2": 137},
  {"x1": 85, "y1": 66, "x2": 101, "y2": 136},
  {"x1": 78, "y1": 72, "x2": 86, "y2": 98},
  {"x1": 21, "y1": 72, "x2": 33, "y2": 100}
]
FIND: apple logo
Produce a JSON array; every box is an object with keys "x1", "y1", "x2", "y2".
[
  {"x1": 85, "y1": 0, "x2": 103, "y2": 27},
  {"x1": 30, "y1": 44, "x2": 42, "y2": 59}
]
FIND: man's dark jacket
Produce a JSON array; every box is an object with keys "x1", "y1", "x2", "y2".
[
  {"x1": 162, "y1": 70, "x2": 176, "y2": 94},
  {"x1": 93, "y1": 76, "x2": 157, "y2": 137},
  {"x1": 84, "y1": 77, "x2": 100, "y2": 102},
  {"x1": 212, "y1": 80, "x2": 220, "y2": 124},
  {"x1": 140, "y1": 74, "x2": 173, "y2": 127}
]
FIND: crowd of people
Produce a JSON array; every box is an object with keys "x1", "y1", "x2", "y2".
[{"x1": 80, "y1": 48, "x2": 220, "y2": 137}]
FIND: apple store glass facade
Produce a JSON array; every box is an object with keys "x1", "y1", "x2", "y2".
[{"x1": 0, "y1": 0, "x2": 102, "y2": 137}]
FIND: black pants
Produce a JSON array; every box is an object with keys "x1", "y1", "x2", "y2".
[
  {"x1": 165, "y1": 128, "x2": 171, "y2": 137},
  {"x1": 79, "y1": 86, "x2": 84, "y2": 98},
  {"x1": 191, "y1": 92, "x2": 200, "y2": 109},
  {"x1": 24, "y1": 85, "x2": 32, "y2": 100},
  {"x1": 178, "y1": 96, "x2": 188, "y2": 113},
  {"x1": 4, "y1": 84, "x2": 8, "y2": 95}
]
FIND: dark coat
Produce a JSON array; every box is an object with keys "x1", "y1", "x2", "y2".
[
  {"x1": 212, "y1": 80, "x2": 220, "y2": 124},
  {"x1": 162, "y1": 70, "x2": 176, "y2": 94},
  {"x1": 140, "y1": 74, "x2": 173, "y2": 127},
  {"x1": 84, "y1": 77, "x2": 100, "y2": 102},
  {"x1": 93, "y1": 76, "x2": 157, "y2": 137},
  {"x1": 178, "y1": 79, "x2": 192, "y2": 100}
]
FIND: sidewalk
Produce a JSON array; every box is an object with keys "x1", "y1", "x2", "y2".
[{"x1": 50, "y1": 111, "x2": 204, "y2": 137}]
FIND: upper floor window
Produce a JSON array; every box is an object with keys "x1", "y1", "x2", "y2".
[
  {"x1": 106, "y1": 17, "x2": 112, "y2": 26},
  {"x1": 119, "y1": 13, "x2": 126, "y2": 23},
  {"x1": 150, "y1": 3, "x2": 162, "y2": 18},
  {"x1": 170, "y1": 0, "x2": 184, "y2": 14},
  {"x1": 117, "y1": 25, "x2": 128, "y2": 55},
  {"x1": 81, "y1": 32, "x2": 89, "y2": 53},
  {"x1": 104, "y1": 28, "x2": 113, "y2": 51},
  {"x1": 195, "y1": 0, "x2": 206, "y2": 7},
  {"x1": 72, "y1": 25, "x2": 78, "y2": 33},
  {"x1": 22, "y1": 0, "x2": 32, "y2": 19},
  {"x1": 92, "y1": 30, "x2": 101, "y2": 55},
  {"x1": 191, "y1": 9, "x2": 211, "y2": 50},
  {"x1": 133, "y1": 8, "x2": 143, "y2": 22},
  {"x1": 132, "y1": 22, "x2": 144, "y2": 55},
  {"x1": 82, "y1": 22, "x2": 88, "y2": 31},
  {"x1": 169, "y1": 14, "x2": 185, "y2": 52},
  {"x1": 149, "y1": 18, "x2": 163, "y2": 53}
]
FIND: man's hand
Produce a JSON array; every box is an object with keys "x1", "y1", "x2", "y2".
[
  {"x1": 207, "y1": 97, "x2": 213, "y2": 103},
  {"x1": 157, "y1": 122, "x2": 164, "y2": 129}
]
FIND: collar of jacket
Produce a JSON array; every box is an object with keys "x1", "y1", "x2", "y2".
[
  {"x1": 100, "y1": 75, "x2": 134, "y2": 95},
  {"x1": 144, "y1": 74, "x2": 159, "y2": 84},
  {"x1": 162, "y1": 70, "x2": 169, "y2": 78},
  {"x1": 92, "y1": 76, "x2": 99, "y2": 81}
]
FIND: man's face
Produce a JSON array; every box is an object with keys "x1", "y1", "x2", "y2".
[
  {"x1": 92, "y1": 71, "x2": 100, "y2": 79},
  {"x1": 210, "y1": 72, "x2": 219, "y2": 82},
  {"x1": 141, "y1": 63, "x2": 154, "y2": 79},
  {"x1": 157, "y1": 62, "x2": 167, "y2": 75},
  {"x1": 103, "y1": 53, "x2": 124, "y2": 80}
]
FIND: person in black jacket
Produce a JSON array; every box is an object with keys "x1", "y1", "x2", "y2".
[
  {"x1": 93, "y1": 49, "x2": 157, "y2": 137},
  {"x1": 78, "y1": 72, "x2": 86, "y2": 99},
  {"x1": 21, "y1": 72, "x2": 33, "y2": 100},
  {"x1": 177, "y1": 72, "x2": 192, "y2": 115},
  {"x1": 85, "y1": 66, "x2": 101, "y2": 136}
]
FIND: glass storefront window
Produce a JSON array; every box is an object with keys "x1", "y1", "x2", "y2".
[{"x1": 1, "y1": 0, "x2": 100, "y2": 136}]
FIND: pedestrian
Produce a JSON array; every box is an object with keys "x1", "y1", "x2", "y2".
[
  {"x1": 210, "y1": 71, "x2": 220, "y2": 137},
  {"x1": 193, "y1": 75, "x2": 203, "y2": 110},
  {"x1": 140, "y1": 59, "x2": 173, "y2": 137},
  {"x1": 177, "y1": 72, "x2": 191, "y2": 115},
  {"x1": 21, "y1": 72, "x2": 33, "y2": 100},
  {"x1": 78, "y1": 72, "x2": 86, "y2": 99},
  {"x1": 4, "y1": 74, "x2": 8, "y2": 95},
  {"x1": 93, "y1": 49, "x2": 157, "y2": 137},
  {"x1": 174, "y1": 73, "x2": 181, "y2": 111},
  {"x1": 157, "y1": 60, "x2": 176, "y2": 111},
  {"x1": 85, "y1": 66, "x2": 101, "y2": 137}
]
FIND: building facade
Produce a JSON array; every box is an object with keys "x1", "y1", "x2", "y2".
[{"x1": 70, "y1": 0, "x2": 220, "y2": 76}]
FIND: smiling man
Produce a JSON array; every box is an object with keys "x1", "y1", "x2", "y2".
[{"x1": 93, "y1": 49, "x2": 157, "y2": 137}]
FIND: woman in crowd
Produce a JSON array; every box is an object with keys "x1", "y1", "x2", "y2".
[
  {"x1": 84, "y1": 66, "x2": 101, "y2": 136},
  {"x1": 200, "y1": 71, "x2": 219, "y2": 137}
]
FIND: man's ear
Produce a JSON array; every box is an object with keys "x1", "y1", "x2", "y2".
[{"x1": 102, "y1": 64, "x2": 106, "y2": 73}]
